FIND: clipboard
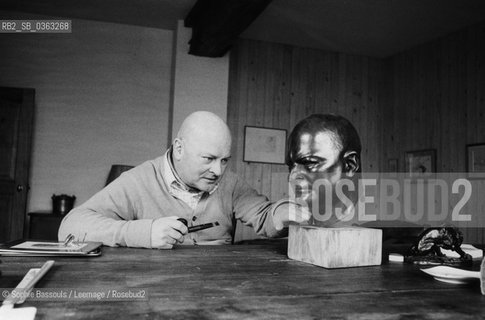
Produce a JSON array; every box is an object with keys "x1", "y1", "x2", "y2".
[{"x1": 0, "y1": 239, "x2": 102, "y2": 257}]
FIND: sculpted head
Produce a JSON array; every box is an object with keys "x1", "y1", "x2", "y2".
[
  {"x1": 172, "y1": 111, "x2": 232, "y2": 192},
  {"x1": 286, "y1": 114, "x2": 361, "y2": 224}
]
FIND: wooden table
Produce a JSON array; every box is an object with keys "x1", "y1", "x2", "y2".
[{"x1": 1, "y1": 240, "x2": 484, "y2": 319}]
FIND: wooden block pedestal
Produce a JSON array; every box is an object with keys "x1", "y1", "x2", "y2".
[{"x1": 288, "y1": 225, "x2": 382, "y2": 268}]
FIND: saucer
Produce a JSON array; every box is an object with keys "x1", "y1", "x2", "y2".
[{"x1": 421, "y1": 266, "x2": 480, "y2": 284}]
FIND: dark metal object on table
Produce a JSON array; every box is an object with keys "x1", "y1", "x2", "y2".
[
  {"x1": 51, "y1": 194, "x2": 76, "y2": 215},
  {"x1": 405, "y1": 226, "x2": 473, "y2": 266}
]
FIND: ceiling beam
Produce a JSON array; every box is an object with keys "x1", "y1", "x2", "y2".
[{"x1": 185, "y1": 0, "x2": 272, "y2": 57}]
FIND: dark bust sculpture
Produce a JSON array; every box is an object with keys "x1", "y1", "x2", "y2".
[{"x1": 286, "y1": 114, "x2": 362, "y2": 227}]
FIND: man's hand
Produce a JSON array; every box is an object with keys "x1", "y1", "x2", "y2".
[
  {"x1": 272, "y1": 202, "x2": 312, "y2": 231},
  {"x1": 150, "y1": 216, "x2": 188, "y2": 249}
]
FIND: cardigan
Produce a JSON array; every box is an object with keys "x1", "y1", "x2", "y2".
[{"x1": 58, "y1": 155, "x2": 285, "y2": 248}]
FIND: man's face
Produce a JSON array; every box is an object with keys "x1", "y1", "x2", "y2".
[
  {"x1": 174, "y1": 135, "x2": 231, "y2": 193},
  {"x1": 289, "y1": 131, "x2": 345, "y2": 209}
]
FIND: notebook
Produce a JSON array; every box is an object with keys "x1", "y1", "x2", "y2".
[{"x1": 0, "y1": 240, "x2": 102, "y2": 257}]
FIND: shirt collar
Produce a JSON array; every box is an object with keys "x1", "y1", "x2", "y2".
[{"x1": 163, "y1": 148, "x2": 219, "y2": 195}]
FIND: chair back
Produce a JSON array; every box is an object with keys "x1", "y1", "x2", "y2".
[{"x1": 106, "y1": 164, "x2": 134, "y2": 186}]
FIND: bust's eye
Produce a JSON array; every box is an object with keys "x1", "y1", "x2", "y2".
[
  {"x1": 298, "y1": 157, "x2": 325, "y2": 171},
  {"x1": 305, "y1": 162, "x2": 319, "y2": 170}
]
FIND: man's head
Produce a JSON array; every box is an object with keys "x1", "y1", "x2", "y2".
[
  {"x1": 286, "y1": 114, "x2": 361, "y2": 218},
  {"x1": 172, "y1": 111, "x2": 232, "y2": 192}
]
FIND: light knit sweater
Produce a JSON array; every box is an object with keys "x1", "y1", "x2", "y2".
[{"x1": 58, "y1": 155, "x2": 285, "y2": 248}]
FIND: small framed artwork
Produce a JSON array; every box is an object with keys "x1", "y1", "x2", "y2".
[
  {"x1": 405, "y1": 149, "x2": 436, "y2": 178},
  {"x1": 243, "y1": 126, "x2": 287, "y2": 164},
  {"x1": 466, "y1": 143, "x2": 485, "y2": 179}
]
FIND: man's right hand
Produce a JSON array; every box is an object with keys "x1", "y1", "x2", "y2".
[
  {"x1": 272, "y1": 202, "x2": 312, "y2": 231},
  {"x1": 150, "y1": 216, "x2": 188, "y2": 249}
]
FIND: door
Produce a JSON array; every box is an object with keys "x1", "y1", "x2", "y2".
[{"x1": 0, "y1": 87, "x2": 35, "y2": 243}]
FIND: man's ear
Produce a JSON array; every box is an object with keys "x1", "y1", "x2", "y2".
[
  {"x1": 172, "y1": 138, "x2": 183, "y2": 161},
  {"x1": 343, "y1": 151, "x2": 360, "y2": 177}
]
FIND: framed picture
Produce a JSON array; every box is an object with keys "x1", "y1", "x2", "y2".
[
  {"x1": 243, "y1": 126, "x2": 287, "y2": 164},
  {"x1": 405, "y1": 149, "x2": 436, "y2": 178},
  {"x1": 466, "y1": 143, "x2": 485, "y2": 179}
]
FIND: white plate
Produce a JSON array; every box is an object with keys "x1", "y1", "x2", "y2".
[{"x1": 421, "y1": 266, "x2": 480, "y2": 284}]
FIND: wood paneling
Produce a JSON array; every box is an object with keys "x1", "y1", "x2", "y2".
[
  {"x1": 228, "y1": 22, "x2": 485, "y2": 243},
  {"x1": 228, "y1": 39, "x2": 386, "y2": 192},
  {"x1": 385, "y1": 22, "x2": 485, "y2": 244},
  {"x1": 385, "y1": 23, "x2": 485, "y2": 173},
  {"x1": 227, "y1": 39, "x2": 386, "y2": 240}
]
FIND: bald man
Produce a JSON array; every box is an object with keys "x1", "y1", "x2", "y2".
[{"x1": 58, "y1": 111, "x2": 309, "y2": 249}]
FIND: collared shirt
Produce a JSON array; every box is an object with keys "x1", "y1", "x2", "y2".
[
  {"x1": 163, "y1": 149, "x2": 218, "y2": 210},
  {"x1": 58, "y1": 154, "x2": 284, "y2": 248}
]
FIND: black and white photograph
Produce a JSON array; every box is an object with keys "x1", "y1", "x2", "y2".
[{"x1": 1, "y1": 1, "x2": 485, "y2": 319}]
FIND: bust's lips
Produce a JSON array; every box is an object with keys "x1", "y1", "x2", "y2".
[
  {"x1": 291, "y1": 181, "x2": 313, "y2": 201},
  {"x1": 298, "y1": 189, "x2": 313, "y2": 203}
]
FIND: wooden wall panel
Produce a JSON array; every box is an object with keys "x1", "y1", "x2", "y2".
[
  {"x1": 386, "y1": 23, "x2": 485, "y2": 172},
  {"x1": 228, "y1": 22, "x2": 485, "y2": 243},
  {"x1": 228, "y1": 39, "x2": 386, "y2": 187},
  {"x1": 227, "y1": 40, "x2": 386, "y2": 241},
  {"x1": 385, "y1": 22, "x2": 485, "y2": 244},
  {"x1": 228, "y1": 40, "x2": 386, "y2": 188}
]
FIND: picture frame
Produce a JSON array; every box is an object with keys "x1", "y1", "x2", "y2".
[
  {"x1": 405, "y1": 149, "x2": 436, "y2": 178},
  {"x1": 243, "y1": 126, "x2": 287, "y2": 164},
  {"x1": 466, "y1": 143, "x2": 485, "y2": 179}
]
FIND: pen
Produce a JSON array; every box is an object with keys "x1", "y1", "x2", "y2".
[
  {"x1": 177, "y1": 218, "x2": 220, "y2": 233},
  {"x1": 63, "y1": 234, "x2": 75, "y2": 246}
]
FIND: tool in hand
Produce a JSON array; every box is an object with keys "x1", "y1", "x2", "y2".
[{"x1": 177, "y1": 218, "x2": 220, "y2": 233}]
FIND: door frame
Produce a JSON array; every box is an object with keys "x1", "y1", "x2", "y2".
[{"x1": 0, "y1": 87, "x2": 35, "y2": 241}]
